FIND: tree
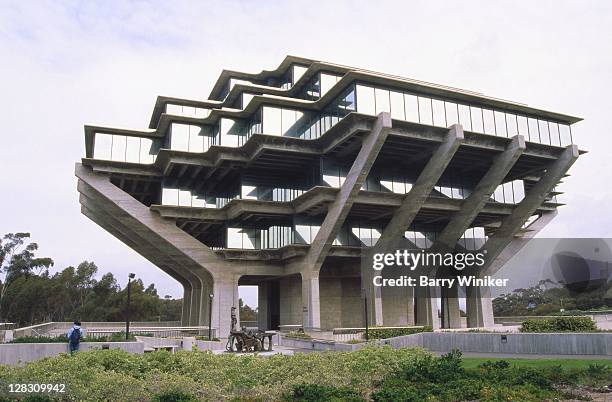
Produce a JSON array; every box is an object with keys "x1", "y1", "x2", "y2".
[{"x1": 0, "y1": 233, "x2": 53, "y2": 321}]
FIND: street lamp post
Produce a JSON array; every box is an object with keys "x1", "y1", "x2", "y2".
[
  {"x1": 208, "y1": 293, "x2": 214, "y2": 341},
  {"x1": 126, "y1": 273, "x2": 135, "y2": 340},
  {"x1": 361, "y1": 288, "x2": 369, "y2": 342}
]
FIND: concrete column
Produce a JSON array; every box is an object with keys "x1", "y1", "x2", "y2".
[
  {"x1": 211, "y1": 276, "x2": 240, "y2": 338},
  {"x1": 190, "y1": 286, "x2": 202, "y2": 326},
  {"x1": 414, "y1": 286, "x2": 440, "y2": 329},
  {"x1": 441, "y1": 283, "x2": 462, "y2": 329},
  {"x1": 257, "y1": 282, "x2": 269, "y2": 330},
  {"x1": 181, "y1": 287, "x2": 192, "y2": 326},
  {"x1": 301, "y1": 272, "x2": 321, "y2": 330},
  {"x1": 466, "y1": 284, "x2": 494, "y2": 328}
]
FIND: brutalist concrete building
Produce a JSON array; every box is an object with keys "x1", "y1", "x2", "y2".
[{"x1": 76, "y1": 56, "x2": 581, "y2": 336}]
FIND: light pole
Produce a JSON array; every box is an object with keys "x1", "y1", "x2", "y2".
[
  {"x1": 126, "y1": 273, "x2": 135, "y2": 340},
  {"x1": 208, "y1": 293, "x2": 214, "y2": 340},
  {"x1": 361, "y1": 288, "x2": 369, "y2": 342}
]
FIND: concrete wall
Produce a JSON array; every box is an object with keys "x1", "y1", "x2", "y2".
[
  {"x1": 380, "y1": 332, "x2": 612, "y2": 356},
  {"x1": 279, "y1": 275, "x2": 302, "y2": 326},
  {"x1": 319, "y1": 277, "x2": 362, "y2": 329},
  {"x1": 0, "y1": 342, "x2": 145, "y2": 366}
]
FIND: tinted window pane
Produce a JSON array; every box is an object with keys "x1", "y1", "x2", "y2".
[
  {"x1": 375, "y1": 88, "x2": 391, "y2": 114},
  {"x1": 404, "y1": 93, "x2": 419, "y2": 122},
  {"x1": 559, "y1": 124, "x2": 572, "y2": 146},
  {"x1": 389, "y1": 91, "x2": 405, "y2": 120},
  {"x1": 482, "y1": 109, "x2": 495, "y2": 135},
  {"x1": 506, "y1": 113, "x2": 518, "y2": 136},
  {"x1": 470, "y1": 107, "x2": 484, "y2": 133},
  {"x1": 528, "y1": 117, "x2": 540, "y2": 143},
  {"x1": 93, "y1": 133, "x2": 112, "y2": 160},
  {"x1": 494, "y1": 111, "x2": 507, "y2": 137},
  {"x1": 125, "y1": 137, "x2": 140, "y2": 163},
  {"x1": 445, "y1": 102, "x2": 459, "y2": 126},
  {"x1": 111, "y1": 135, "x2": 127, "y2": 161},
  {"x1": 418, "y1": 97, "x2": 433, "y2": 125},
  {"x1": 262, "y1": 106, "x2": 282, "y2": 135},
  {"x1": 548, "y1": 122, "x2": 560, "y2": 146},
  {"x1": 356, "y1": 85, "x2": 375, "y2": 115},
  {"x1": 538, "y1": 119, "x2": 551, "y2": 145},
  {"x1": 517, "y1": 115, "x2": 529, "y2": 137},
  {"x1": 432, "y1": 99, "x2": 446, "y2": 127},
  {"x1": 458, "y1": 104, "x2": 472, "y2": 131}
]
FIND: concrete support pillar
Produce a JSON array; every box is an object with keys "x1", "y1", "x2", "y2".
[
  {"x1": 190, "y1": 286, "x2": 202, "y2": 326},
  {"x1": 414, "y1": 286, "x2": 440, "y2": 329},
  {"x1": 257, "y1": 282, "x2": 269, "y2": 330},
  {"x1": 441, "y1": 283, "x2": 462, "y2": 329},
  {"x1": 301, "y1": 272, "x2": 321, "y2": 330},
  {"x1": 181, "y1": 287, "x2": 192, "y2": 326},
  {"x1": 466, "y1": 285, "x2": 494, "y2": 328},
  {"x1": 211, "y1": 276, "x2": 240, "y2": 338}
]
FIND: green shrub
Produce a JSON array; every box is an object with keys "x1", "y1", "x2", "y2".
[
  {"x1": 367, "y1": 325, "x2": 432, "y2": 339},
  {"x1": 289, "y1": 384, "x2": 363, "y2": 401},
  {"x1": 284, "y1": 331, "x2": 312, "y2": 339},
  {"x1": 520, "y1": 316, "x2": 597, "y2": 332},
  {"x1": 10, "y1": 332, "x2": 142, "y2": 343},
  {"x1": 152, "y1": 390, "x2": 198, "y2": 402}
]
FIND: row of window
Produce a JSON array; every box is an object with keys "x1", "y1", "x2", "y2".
[
  {"x1": 224, "y1": 225, "x2": 487, "y2": 250},
  {"x1": 93, "y1": 134, "x2": 157, "y2": 164},
  {"x1": 354, "y1": 84, "x2": 573, "y2": 147}
]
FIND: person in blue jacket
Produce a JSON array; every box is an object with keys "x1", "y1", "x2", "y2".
[{"x1": 67, "y1": 321, "x2": 83, "y2": 354}]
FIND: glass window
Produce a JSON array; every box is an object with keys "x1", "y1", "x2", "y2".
[
  {"x1": 227, "y1": 228, "x2": 243, "y2": 249},
  {"x1": 527, "y1": 117, "x2": 540, "y2": 143},
  {"x1": 140, "y1": 138, "x2": 155, "y2": 163},
  {"x1": 293, "y1": 65, "x2": 308, "y2": 84},
  {"x1": 262, "y1": 106, "x2": 282, "y2": 135},
  {"x1": 111, "y1": 135, "x2": 126, "y2": 161},
  {"x1": 445, "y1": 102, "x2": 459, "y2": 126},
  {"x1": 418, "y1": 97, "x2": 433, "y2": 125},
  {"x1": 432, "y1": 99, "x2": 446, "y2": 127},
  {"x1": 170, "y1": 124, "x2": 189, "y2": 151},
  {"x1": 389, "y1": 91, "x2": 405, "y2": 120},
  {"x1": 470, "y1": 107, "x2": 484, "y2": 133},
  {"x1": 162, "y1": 188, "x2": 179, "y2": 206},
  {"x1": 482, "y1": 109, "x2": 495, "y2": 135},
  {"x1": 375, "y1": 88, "x2": 391, "y2": 114},
  {"x1": 125, "y1": 137, "x2": 140, "y2": 163},
  {"x1": 242, "y1": 93, "x2": 255, "y2": 109},
  {"x1": 192, "y1": 195, "x2": 206, "y2": 208},
  {"x1": 281, "y1": 108, "x2": 296, "y2": 136},
  {"x1": 458, "y1": 104, "x2": 472, "y2": 131},
  {"x1": 320, "y1": 73, "x2": 339, "y2": 96},
  {"x1": 559, "y1": 124, "x2": 572, "y2": 146},
  {"x1": 178, "y1": 190, "x2": 191, "y2": 206},
  {"x1": 517, "y1": 115, "x2": 529, "y2": 137},
  {"x1": 189, "y1": 126, "x2": 204, "y2": 152},
  {"x1": 548, "y1": 122, "x2": 560, "y2": 146},
  {"x1": 506, "y1": 113, "x2": 518, "y2": 136},
  {"x1": 356, "y1": 85, "x2": 375, "y2": 115},
  {"x1": 494, "y1": 111, "x2": 507, "y2": 137},
  {"x1": 93, "y1": 133, "x2": 112, "y2": 160},
  {"x1": 538, "y1": 119, "x2": 551, "y2": 145},
  {"x1": 404, "y1": 93, "x2": 419, "y2": 122}
]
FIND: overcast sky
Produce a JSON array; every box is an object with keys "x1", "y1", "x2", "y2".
[{"x1": 1, "y1": 1, "x2": 611, "y2": 307}]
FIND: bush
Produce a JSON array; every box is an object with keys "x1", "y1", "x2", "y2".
[
  {"x1": 289, "y1": 384, "x2": 363, "y2": 401},
  {"x1": 284, "y1": 331, "x2": 312, "y2": 339},
  {"x1": 520, "y1": 316, "x2": 597, "y2": 332},
  {"x1": 9, "y1": 332, "x2": 141, "y2": 343},
  {"x1": 152, "y1": 390, "x2": 198, "y2": 402},
  {"x1": 367, "y1": 326, "x2": 433, "y2": 339}
]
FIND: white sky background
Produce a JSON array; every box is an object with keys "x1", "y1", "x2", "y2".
[{"x1": 1, "y1": 1, "x2": 611, "y2": 308}]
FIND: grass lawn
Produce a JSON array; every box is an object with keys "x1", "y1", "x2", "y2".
[{"x1": 462, "y1": 357, "x2": 612, "y2": 370}]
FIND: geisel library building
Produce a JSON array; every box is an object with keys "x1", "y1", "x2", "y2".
[{"x1": 75, "y1": 56, "x2": 582, "y2": 336}]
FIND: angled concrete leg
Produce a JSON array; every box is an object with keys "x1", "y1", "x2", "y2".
[
  {"x1": 441, "y1": 283, "x2": 462, "y2": 329},
  {"x1": 181, "y1": 287, "x2": 192, "y2": 326},
  {"x1": 466, "y1": 285, "x2": 494, "y2": 328},
  {"x1": 415, "y1": 286, "x2": 440, "y2": 329},
  {"x1": 301, "y1": 272, "x2": 321, "y2": 330}
]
